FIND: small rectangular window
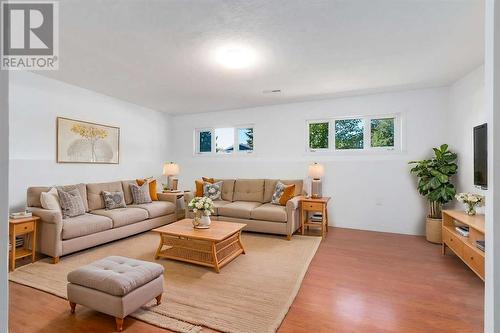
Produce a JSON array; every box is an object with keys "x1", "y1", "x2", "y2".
[
  {"x1": 371, "y1": 117, "x2": 395, "y2": 148},
  {"x1": 309, "y1": 122, "x2": 329, "y2": 149},
  {"x1": 215, "y1": 128, "x2": 234, "y2": 154},
  {"x1": 335, "y1": 118, "x2": 364, "y2": 150},
  {"x1": 238, "y1": 127, "x2": 254, "y2": 152},
  {"x1": 199, "y1": 130, "x2": 212, "y2": 153}
]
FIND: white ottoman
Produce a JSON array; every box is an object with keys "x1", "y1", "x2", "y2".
[{"x1": 67, "y1": 256, "x2": 164, "y2": 332}]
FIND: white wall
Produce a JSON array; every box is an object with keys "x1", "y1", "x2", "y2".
[
  {"x1": 172, "y1": 87, "x2": 450, "y2": 235},
  {"x1": 448, "y1": 66, "x2": 487, "y2": 213},
  {"x1": 9, "y1": 72, "x2": 172, "y2": 210},
  {"x1": 0, "y1": 67, "x2": 9, "y2": 332},
  {"x1": 484, "y1": 1, "x2": 500, "y2": 331}
]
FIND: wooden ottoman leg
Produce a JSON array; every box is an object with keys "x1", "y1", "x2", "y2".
[
  {"x1": 115, "y1": 317, "x2": 124, "y2": 332},
  {"x1": 69, "y1": 301, "x2": 76, "y2": 314},
  {"x1": 156, "y1": 294, "x2": 162, "y2": 305}
]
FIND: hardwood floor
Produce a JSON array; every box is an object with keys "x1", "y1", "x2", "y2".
[{"x1": 9, "y1": 227, "x2": 484, "y2": 333}]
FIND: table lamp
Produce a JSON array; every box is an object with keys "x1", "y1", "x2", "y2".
[
  {"x1": 163, "y1": 162, "x2": 179, "y2": 190},
  {"x1": 308, "y1": 162, "x2": 324, "y2": 198}
]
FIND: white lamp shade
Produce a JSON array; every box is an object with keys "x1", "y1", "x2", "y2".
[
  {"x1": 163, "y1": 162, "x2": 179, "y2": 176},
  {"x1": 308, "y1": 163, "x2": 324, "y2": 179}
]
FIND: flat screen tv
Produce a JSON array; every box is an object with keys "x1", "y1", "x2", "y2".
[{"x1": 473, "y1": 123, "x2": 487, "y2": 189}]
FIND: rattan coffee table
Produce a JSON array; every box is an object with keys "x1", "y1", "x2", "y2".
[{"x1": 152, "y1": 219, "x2": 246, "y2": 273}]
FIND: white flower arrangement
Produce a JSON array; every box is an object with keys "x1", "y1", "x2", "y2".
[
  {"x1": 188, "y1": 196, "x2": 214, "y2": 216},
  {"x1": 455, "y1": 192, "x2": 485, "y2": 215}
]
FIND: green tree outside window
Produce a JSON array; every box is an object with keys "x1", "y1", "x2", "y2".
[
  {"x1": 371, "y1": 118, "x2": 394, "y2": 147},
  {"x1": 335, "y1": 119, "x2": 363, "y2": 149},
  {"x1": 309, "y1": 122, "x2": 329, "y2": 149}
]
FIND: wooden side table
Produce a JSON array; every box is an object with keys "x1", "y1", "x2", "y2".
[
  {"x1": 162, "y1": 191, "x2": 190, "y2": 220},
  {"x1": 299, "y1": 197, "x2": 331, "y2": 238},
  {"x1": 9, "y1": 216, "x2": 40, "y2": 271}
]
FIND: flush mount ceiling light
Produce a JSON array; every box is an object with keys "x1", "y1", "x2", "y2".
[{"x1": 215, "y1": 45, "x2": 257, "y2": 69}]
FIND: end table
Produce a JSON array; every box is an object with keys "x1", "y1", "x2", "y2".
[
  {"x1": 9, "y1": 216, "x2": 40, "y2": 271},
  {"x1": 299, "y1": 197, "x2": 331, "y2": 238},
  {"x1": 162, "y1": 191, "x2": 191, "y2": 220}
]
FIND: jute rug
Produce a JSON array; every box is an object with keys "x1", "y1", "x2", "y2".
[{"x1": 9, "y1": 231, "x2": 321, "y2": 333}]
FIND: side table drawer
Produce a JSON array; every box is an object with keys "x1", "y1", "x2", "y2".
[
  {"x1": 463, "y1": 245, "x2": 485, "y2": 279},
  {"x1": 443, "y1": 228, "x2": 463, "y2": 257},
  {"x1": 302, "y1": 202, "x2": 323, "y2": 211},
  {"x1": 14, "y1": 222, "x2": 34, "y2": 235}
]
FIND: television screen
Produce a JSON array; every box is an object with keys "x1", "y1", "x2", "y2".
[{"x1": 473, "y1": 123, "x2": 487, "y2": 189}]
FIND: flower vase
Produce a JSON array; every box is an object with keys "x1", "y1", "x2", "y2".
[
  {"x1": 466, "y1": 203, "x2": 476, "y2": 216},
  {"x1": 199, "y1": 214, "x2": 211, "y2": 228},
  {"x1": 192, "y1": 211, "x2": 202, "y2": 228}
]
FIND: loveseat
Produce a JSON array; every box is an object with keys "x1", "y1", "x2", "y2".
[
  {"x1": 27, "y1": 180, "x2": 177, "y2": 263},
  {"x1": 185, "y1": 179, "x2": 304, "y2": 240}
]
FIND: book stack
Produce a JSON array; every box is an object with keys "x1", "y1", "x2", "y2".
[
  {"x1": 9, "y1": 237, "x2": 24, "y2": 251},
  {"x1": 310, "y1": 213, "x2": 323, "y2": 223},
  {"x1": 9, "y1": 211, "x2": 32, "y2": 219},
  {"x1": 476, "y1": 240, "x2": 485, "y2": 252},
  {"x1": 455, "y1": 226, "x2": 469, "y2": 237}
]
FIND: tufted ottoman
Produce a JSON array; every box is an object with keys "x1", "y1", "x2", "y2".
[{"x1": 67, "y1": 256, "x2": 164, "y2": 332}]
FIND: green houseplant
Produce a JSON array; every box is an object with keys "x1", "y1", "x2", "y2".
[{"x1": 409, "y1": 144, "x2": 458, "y2": 243}]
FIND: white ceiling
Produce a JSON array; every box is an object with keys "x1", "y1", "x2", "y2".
[{"x1": 39, "y1": 0, "x2": 484, "y2": 114}]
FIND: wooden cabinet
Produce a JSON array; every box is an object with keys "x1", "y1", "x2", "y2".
[
  {"x1": 9, "y1": 216, "x2": 40, "y2": 271},
  {"x1": 299, "y1": 197, "x2": 331, "y2": 239},
  {"x1": 442, "y1": 210, "x2": 485, "y2": 281}
]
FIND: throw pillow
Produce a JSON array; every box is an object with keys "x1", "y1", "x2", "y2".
[
  {"x1": 195, "y1": 177, "x2": 214, "y2": 196},
  {"x1": 271, "y1": 182, "x2": 296, "y2": 206},
  {"x1": 57, "y1": 187, "x2": 86, "y2": 219},
  {"x1": 40, "y1": 187, "x2": 61, "y2": 211},
  {"x1": 203, "y1": 181, "x2": 222, "y2": 200},
  {"x1": 130, "y1": 182, "x2": 152, "y2": 204},
  {"x1": 136, "y1": 178, "x2": 158, "y2": 201},
  {"x1": 102, "y1": 191, "x2": 126, "y2": 210}
]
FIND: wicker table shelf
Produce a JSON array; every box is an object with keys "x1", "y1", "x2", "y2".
[{"x1": 153, "y1": 219, "x2": 246, "y2": 273}]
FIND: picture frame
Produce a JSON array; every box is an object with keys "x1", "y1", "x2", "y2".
[{"x1": 56, "y1": 117, "x2": 120, "y2": 164}]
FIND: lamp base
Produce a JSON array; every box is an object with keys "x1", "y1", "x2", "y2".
[{"x1": 311, "y1": 179, "x2": 322, "y2": 198}]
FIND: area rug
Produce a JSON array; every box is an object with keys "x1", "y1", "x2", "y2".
[{"x1": 9, "y1": 231, "x2": 321, "y2": 333}]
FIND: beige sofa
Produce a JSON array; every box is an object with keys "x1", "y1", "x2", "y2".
[
  {"x1": 185, "y1": 179, "x2": 303, "y2": 240},
  {"x1": 27, "y1": 181, "x2": 177, "y2": 263}
]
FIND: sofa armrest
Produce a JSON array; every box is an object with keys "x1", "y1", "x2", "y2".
[
  {"x1": 286, "y1": 196, "x2": 301, "y2": 211},
  {"x1": 285, "y1": 196, "x2": 303, "y2": 239},
  {"x1": 157, "y1": 193, "x2": 177, "y2": 205},
  {"x1": 184, "y1": 191, "x2": 194, "y2": 205},
  {"x1": 183, "y1": 192, "x2": 195, "y2": 219},
  {"x1": 29, "y1": 207, "x2": 63, "y2": 258},
  {"x1": 29, "y1": 207, "x2": 63, "y2": 225}
]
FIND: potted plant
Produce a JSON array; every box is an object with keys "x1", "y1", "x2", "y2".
[{"x1": 409, "y1": 144, "x2": 458, "y2": 243}]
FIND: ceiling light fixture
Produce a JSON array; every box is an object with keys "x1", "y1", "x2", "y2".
[{"x1": 215, "y1": 45, "x2": 257, "y2": 70}]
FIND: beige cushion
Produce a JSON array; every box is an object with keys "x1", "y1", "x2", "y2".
[
  {"x1": 129, "y1": 201, "x2": 175, "y2": 218},
  {"x1": 121, "y1": 180, "x2": 135, "y2": 205},
  {"x1": 86, "y1": 181, "x2": 124, "y2": 211},
  {"x1": 67, "y1": 256, "x2": 164, "y2": 296},
  {"x1": 233, "y1": 179, "x2": 265, "y2": 202},
  {"x1": 27, "y1": 186, "x2": 51, "y2": 207},
  {"x1": 215, "y1": 179, "x2": 235, "y2": 202},
  {"x1": 264, "y1": 179, "x2": 303, "y2": 202},
  {"x1": 251, "y1": 203, "x2": 287, "y2": 223},
  {"x1": 91, "y1": 208, "x2": 148, "y2": 228},
  {"x1": 62, "y1": 213, "x2": 113, "y2": 240},
  {"x1": 40, "y1": 187, "x2": 61, "y2": 211},
  {"x1": 212, "y1": 200, "x2": 231, "y2": 215},
  {"x1": 218, "y1": 201, "x2": 262, "y2": 219}
]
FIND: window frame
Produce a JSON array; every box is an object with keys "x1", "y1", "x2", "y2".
[
  {"x1": 194, "y1": 125, "x2": 255, "y2": 156},
  {"x1": 306, "y1": 113, "x2": 402, "y2": 154}
]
